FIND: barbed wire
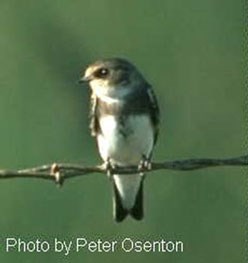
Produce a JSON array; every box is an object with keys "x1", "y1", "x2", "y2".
[{"x1": 0, "y1": 154, "x2": 247, "y2": 186}]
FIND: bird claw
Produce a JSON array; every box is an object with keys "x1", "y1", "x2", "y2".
[
  {"x1": 104, "y1": 158, "x2": 116, "y2": 180},
  {"x1": 138, "y1": 156, "x2": 152, "y2": 172}
]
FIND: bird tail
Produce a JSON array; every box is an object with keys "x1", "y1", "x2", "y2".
[{"x1": 112, "y1": 176, "x2": 143, "y2": 222}]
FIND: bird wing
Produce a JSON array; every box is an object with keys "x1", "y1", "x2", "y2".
[
  {"x1": 145, "y1": 85, "x2": 160, "y2": 145},
  {"x1": 89, "y1": 93, "x2": 100, "y2": 137}
]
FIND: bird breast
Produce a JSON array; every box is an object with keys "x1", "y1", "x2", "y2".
[{"x1": 97, "y1": 114, "x2": 154, "y2": 165}]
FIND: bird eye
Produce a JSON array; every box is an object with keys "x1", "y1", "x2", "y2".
[{"x1": 95, "y1": 68, "x2": 109, "y2": 78}]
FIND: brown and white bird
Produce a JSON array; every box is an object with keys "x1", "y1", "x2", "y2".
[{"x1": 80, "y1": 58, "x2": 160, "y2": 222}]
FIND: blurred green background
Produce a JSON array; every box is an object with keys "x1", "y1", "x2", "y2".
[{"x1": 0, "y1": 0, "x2": 245, "y2": 262}]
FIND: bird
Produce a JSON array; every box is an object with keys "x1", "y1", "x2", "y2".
[{"x1": 79, "y1": 58, "x2": 160, "y2": 222}]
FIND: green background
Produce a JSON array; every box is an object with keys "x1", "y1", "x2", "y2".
[{"x1": 0, "y1": 0, "x2": 245, "y2": 262}]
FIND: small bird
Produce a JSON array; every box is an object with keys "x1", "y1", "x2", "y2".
[{"x1": 80, "y1": 58, "x2": 160, "y2": 222}]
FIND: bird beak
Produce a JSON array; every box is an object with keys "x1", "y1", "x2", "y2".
[{"x1": 78, "y1": 75, "x2": 89, "y2": 84}]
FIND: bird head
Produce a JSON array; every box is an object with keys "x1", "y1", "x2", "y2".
[{"x1": 80, "y1": 58, "x2": 146, "y2": 99}]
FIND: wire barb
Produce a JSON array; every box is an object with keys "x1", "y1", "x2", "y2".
[{"x1": 51, "y1": 163, "x2": 64, "y2": 187}]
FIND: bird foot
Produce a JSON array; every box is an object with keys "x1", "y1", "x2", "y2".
[
  {"x1": 138, "y1": 156, "x2": 152, "y2": 172},
  {"x1": 103, "y1": 158, "x2": 116, "y2": 180}
]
